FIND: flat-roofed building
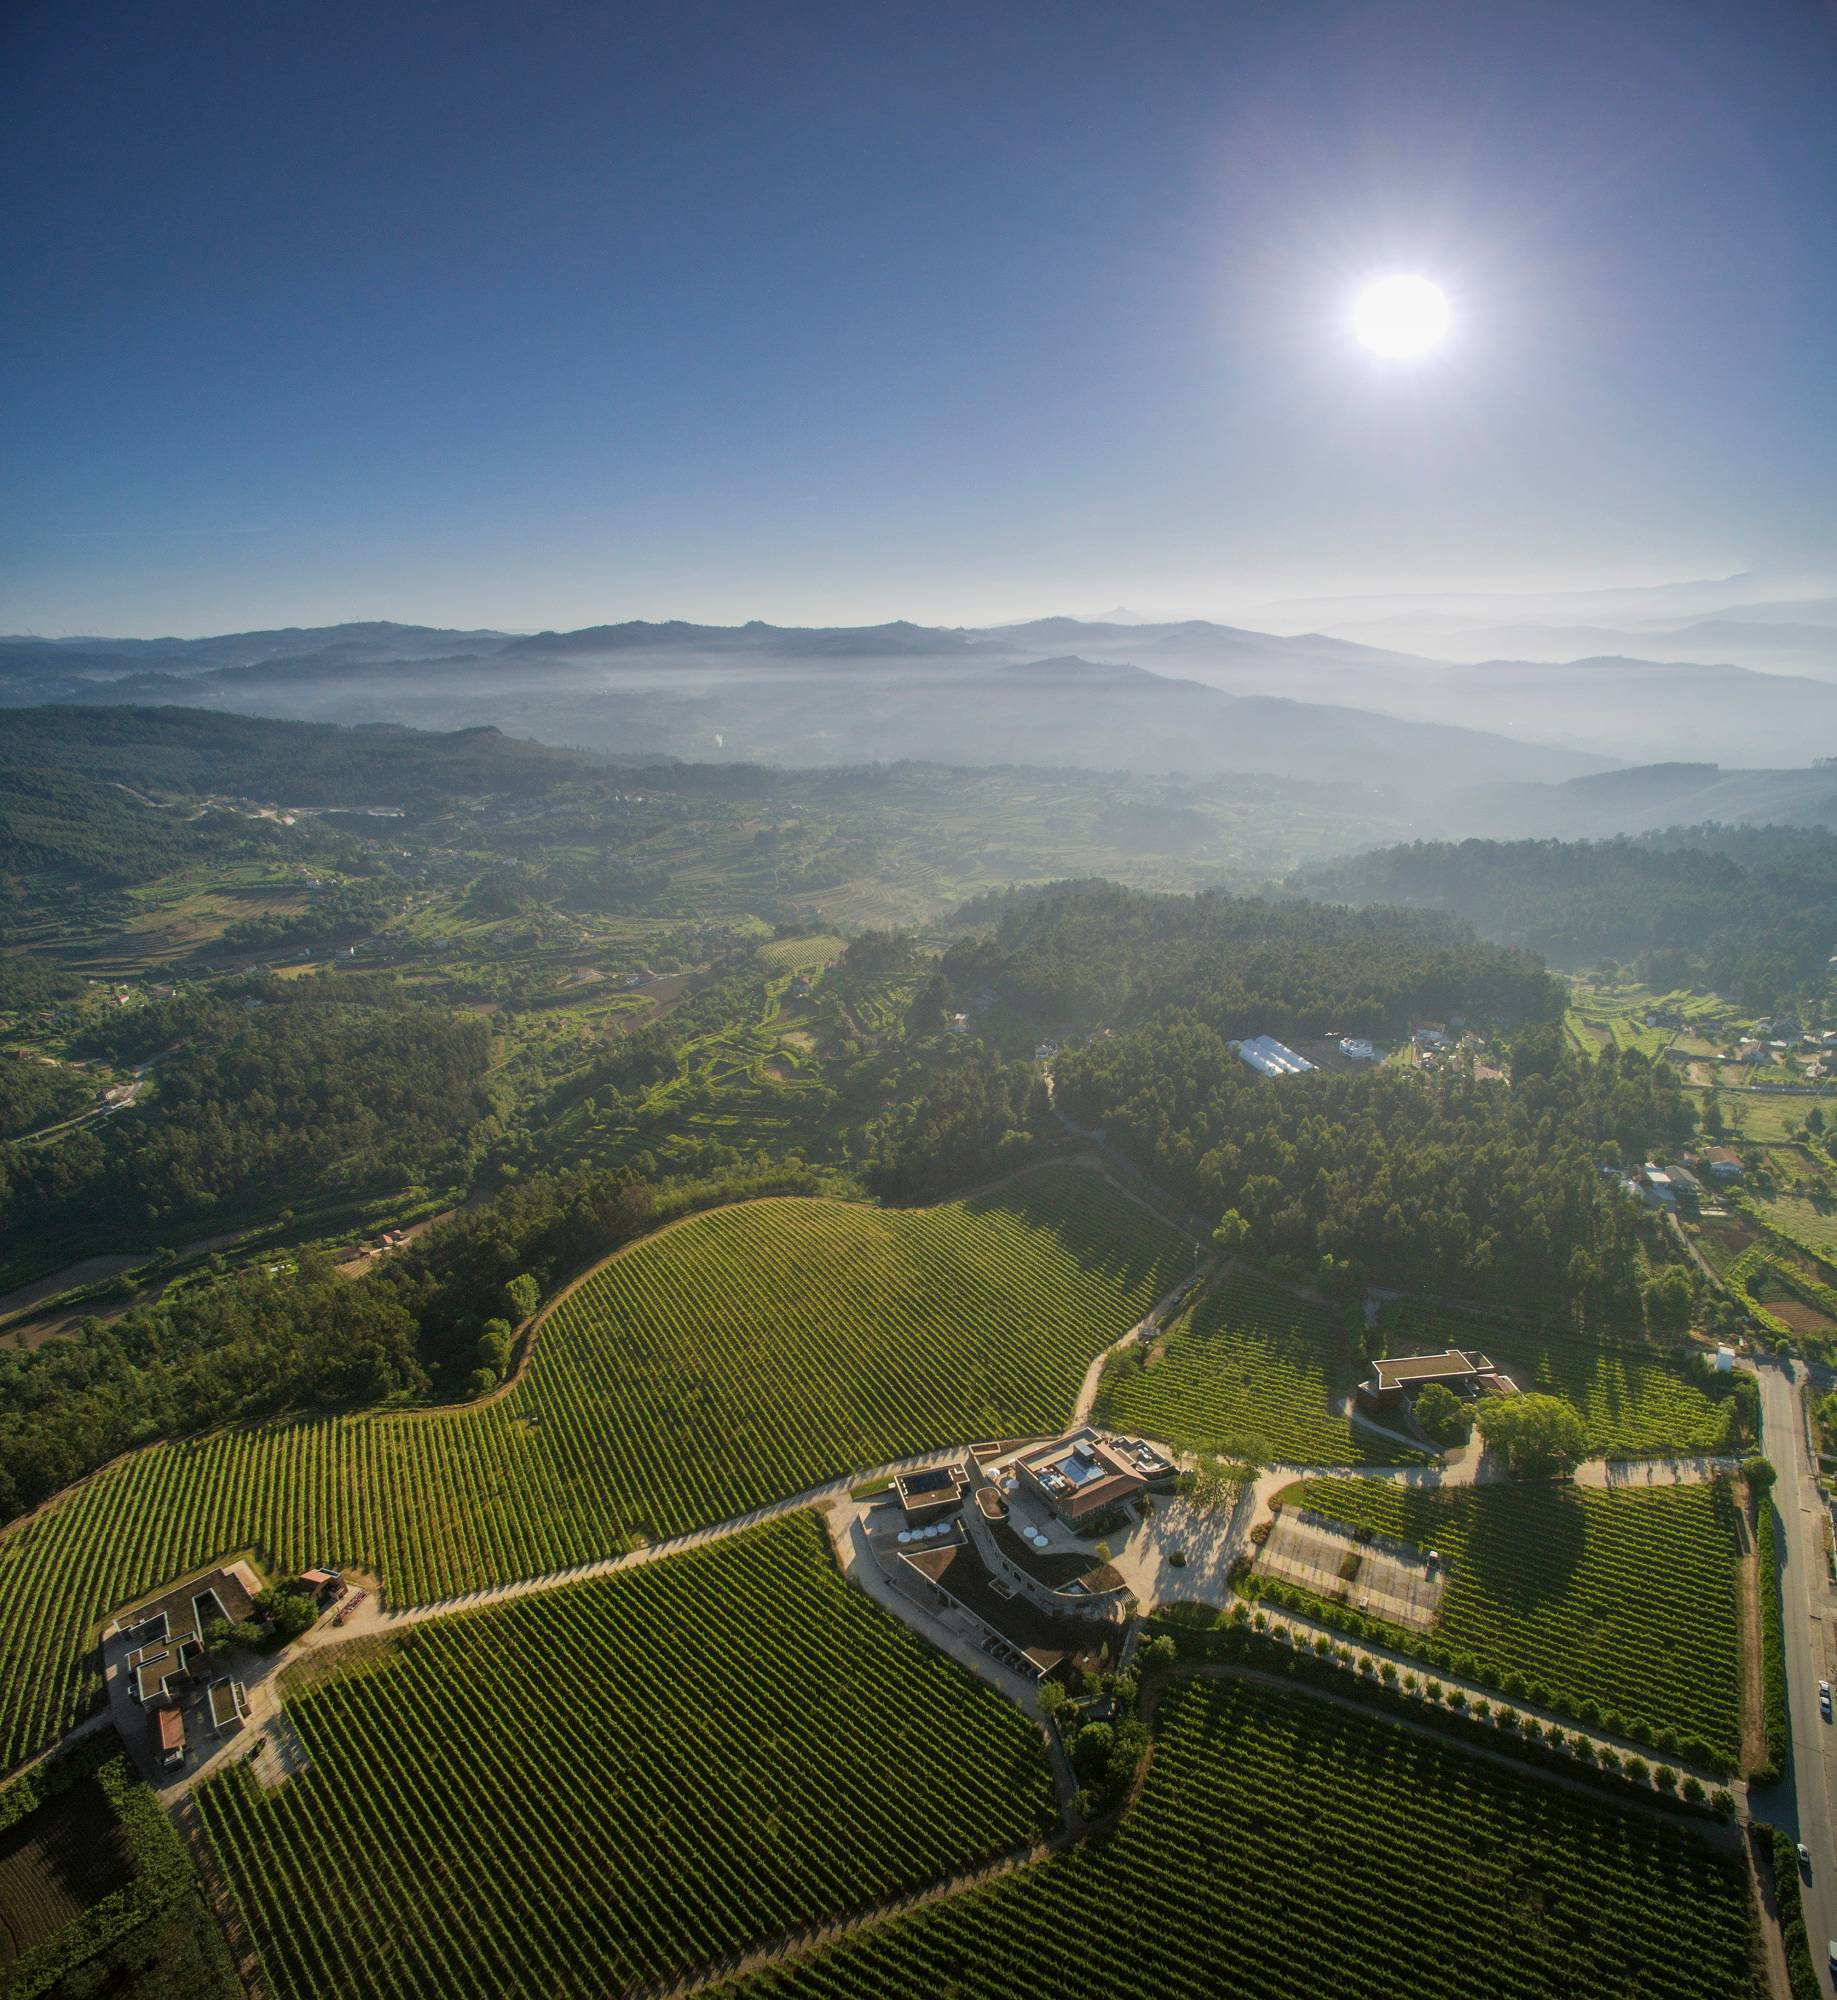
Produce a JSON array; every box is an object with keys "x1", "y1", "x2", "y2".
[
  {"x1": 120, "y1": 1562, "x2": 261, "y2": 1706},
  {"x1": 1360, "y1": 1348, "x2": 1512, "y2": 1418},
  {"x1": 151, "y1": 1703, "x2": 185, "y2": 1770},
  {"x1": 207, "y1": 1677, "x2": 250, "y2": 1738},
  {"x1": 894, "y1": 1460, "x2": 970, "y2": 1526},
  {"x1": 893, "y1": 1539, "x2": 1116, "y2": 1683},
  {"x1": 1011, "y1": 1428, "x2": 1151, "y2": 1527}
]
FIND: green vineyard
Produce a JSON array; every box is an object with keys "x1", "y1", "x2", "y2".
[
  {"x1": 197, "y1": 1515, "x2": 1052, "y2": 2000},
  {"x1": 1375, "y1": 1302, "x2": 1744, "y2": 1459},
  {"x1": 1509, "y1": 1338, "x2": 1744, "y2": 1458},
  {"x1": 1094, "y1": 1270, "x2": 1419, "y2": 1466},
  {"x1": 0, "y1": 1165, "x2": 1189, "y2": 1774},
  {"x1": 1290, "y1": 1476, "x2": 1746, "y2": 1765},
  {"x1": 722, "y1": 1675, "x2": 1759, "y2": 2000}
]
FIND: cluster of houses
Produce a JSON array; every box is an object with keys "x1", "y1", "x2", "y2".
[
  {"x1": 873, "y1": 1427, "x2": 1177, "y2": 1683},
  {"x1": 1715, "y1": 1018, "x2": 1837, "y2": 1078},
  {"x1": 1619, "y1": 1148, "x2": 1745, "y2": 1212}
]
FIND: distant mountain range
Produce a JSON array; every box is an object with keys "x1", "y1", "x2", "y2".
[
  {"x1": 6, "y1": 604, "x2": 1837, "y2": 807},
  {"x1": 1247, "y1": 572, "x2": 1837, "y2": 679}
]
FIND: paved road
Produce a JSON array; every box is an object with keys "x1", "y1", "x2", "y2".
[{"x1": 1756, "y1": 1357, "x2": 1837, "y2": 1987}]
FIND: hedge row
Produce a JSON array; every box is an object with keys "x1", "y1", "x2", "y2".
[
  {"x1": 1236, "y1": 1568, "x2": 1735, "y2": 1776},
  {"x1": 1757, "y1": 1501, "x2": 1789, "y2": 1785},
  {"x1": 1765, "y1": 1822, "x2": 1822, "y2": 2000}
]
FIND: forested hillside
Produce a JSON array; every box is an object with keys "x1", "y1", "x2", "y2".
[
  {"x1": 0, "y1": 985, "x2": 493, "y2": 1250},
  {"x1": 1054, "y1": 1021, "x2": 1687, "y2": 1319},
  {"x1": 1291, "y1": 826, "x2": 1837, "y2": 1010},
  {"x1": 944, "y1": 879, "x2": 1561, "y2": 1031}
]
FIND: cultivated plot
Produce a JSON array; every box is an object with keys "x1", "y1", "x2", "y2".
[
  {"x1": 199, "y1": 1515, "x2": 1052, "y2": 2000},
  {"x1": 0, "y1": 1165, "x2": 1188, "y2": 1773},
  {"x1": 723, "y1": 1676, "x2": 1759, "y2": 2000},
  {"x1": 1290, "y1": 1476, "x2": 1745, "y2": 1766}
]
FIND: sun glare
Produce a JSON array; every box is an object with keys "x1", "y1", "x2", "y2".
[{"x1": 1351, "y1": 275, "x2": 1451, "y2": 359}]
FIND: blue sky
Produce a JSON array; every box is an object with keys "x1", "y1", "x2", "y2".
[{"x1": 2, "y1": 0, "x2": 1833, "y2": 634}]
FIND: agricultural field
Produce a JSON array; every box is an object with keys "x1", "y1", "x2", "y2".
[
  {"x1": 1565, "y1": 978, "x2": 1738, "y2": 1054},
  {"x1": 199, "y1": 1514, "x2": 1052, "y2": 2000},
  {"x1": 0, "y1": 1734, "x2": 232, "y2": 1997},
  {"x1": 1291, "y1": 1476, "x2": 1746, "y2": 1766},
  {"x1": 1094, "y1": 1271, "x2": 1419, "y2": 1467},
  {"x1": 0, "y1": 1165, "x2": 1190, "y2": 1773},
  {"x1": 1700, "y1": 1086, "x2": 1837, "y2": 1146},
  {"x1": 1376, "y1": 1302, "x2": 1746, "y2": 1459},
  {"x1": 758, "y1": 933, "x2": 846, "y2": 971},
  {"x1": 1745, "y1": 1190, "x2": 1837, "y2": 1264},
  {"x1": 0, "y1": 1766, "x2": 133, "y2": 1963},
  {"x1": 1560, "y1": 979, "x2": 1688, "y2": 1062},
  {"x1": 722, "y1": 1675, "x2": 1759, "y2": 2000},
  {"x1": 1721, "y1": 1241, "x2": 1837, "y2": 1342},
  {"x1": 1493, "y1": 1337, "x2": 1744, "y2": 1458}
]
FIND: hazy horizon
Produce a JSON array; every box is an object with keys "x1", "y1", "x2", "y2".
[{"x1": 8, "y1": 561, "x2": 1837, "y2": 648}]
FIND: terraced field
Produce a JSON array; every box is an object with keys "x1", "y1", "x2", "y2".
[
  {"x1": 0, "y1": 1165, "x2": 1189, "y2": 1774},
  {"x1": 757, "y1": 934, "x2": 845, "y2": 971},
  {"x1": 198, "y1": 1515, "x2": 1052, "y2": 2000},
  {"x1": 1289, "y1": 1477, "x2": 1745, "y2": 1767},
  {"x1": 1095, "y1": 1271, "x2": 1419, "y2": 1467},
  {"x1": 722, "y1": 1676, "x2": 1759, "y2": 2000}
]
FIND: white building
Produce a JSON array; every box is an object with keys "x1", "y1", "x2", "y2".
[
  {"x1": 1338, "y1": 1037, "x2": 1380, "y2": 1062},
  {"x1": 1233, "y1": 1035, "x2": 1316, "y2": 1079}
]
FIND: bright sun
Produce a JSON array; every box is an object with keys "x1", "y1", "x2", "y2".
[{"x1": 1351, "y1": 275, "x2": 1450, "y2": 359}]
